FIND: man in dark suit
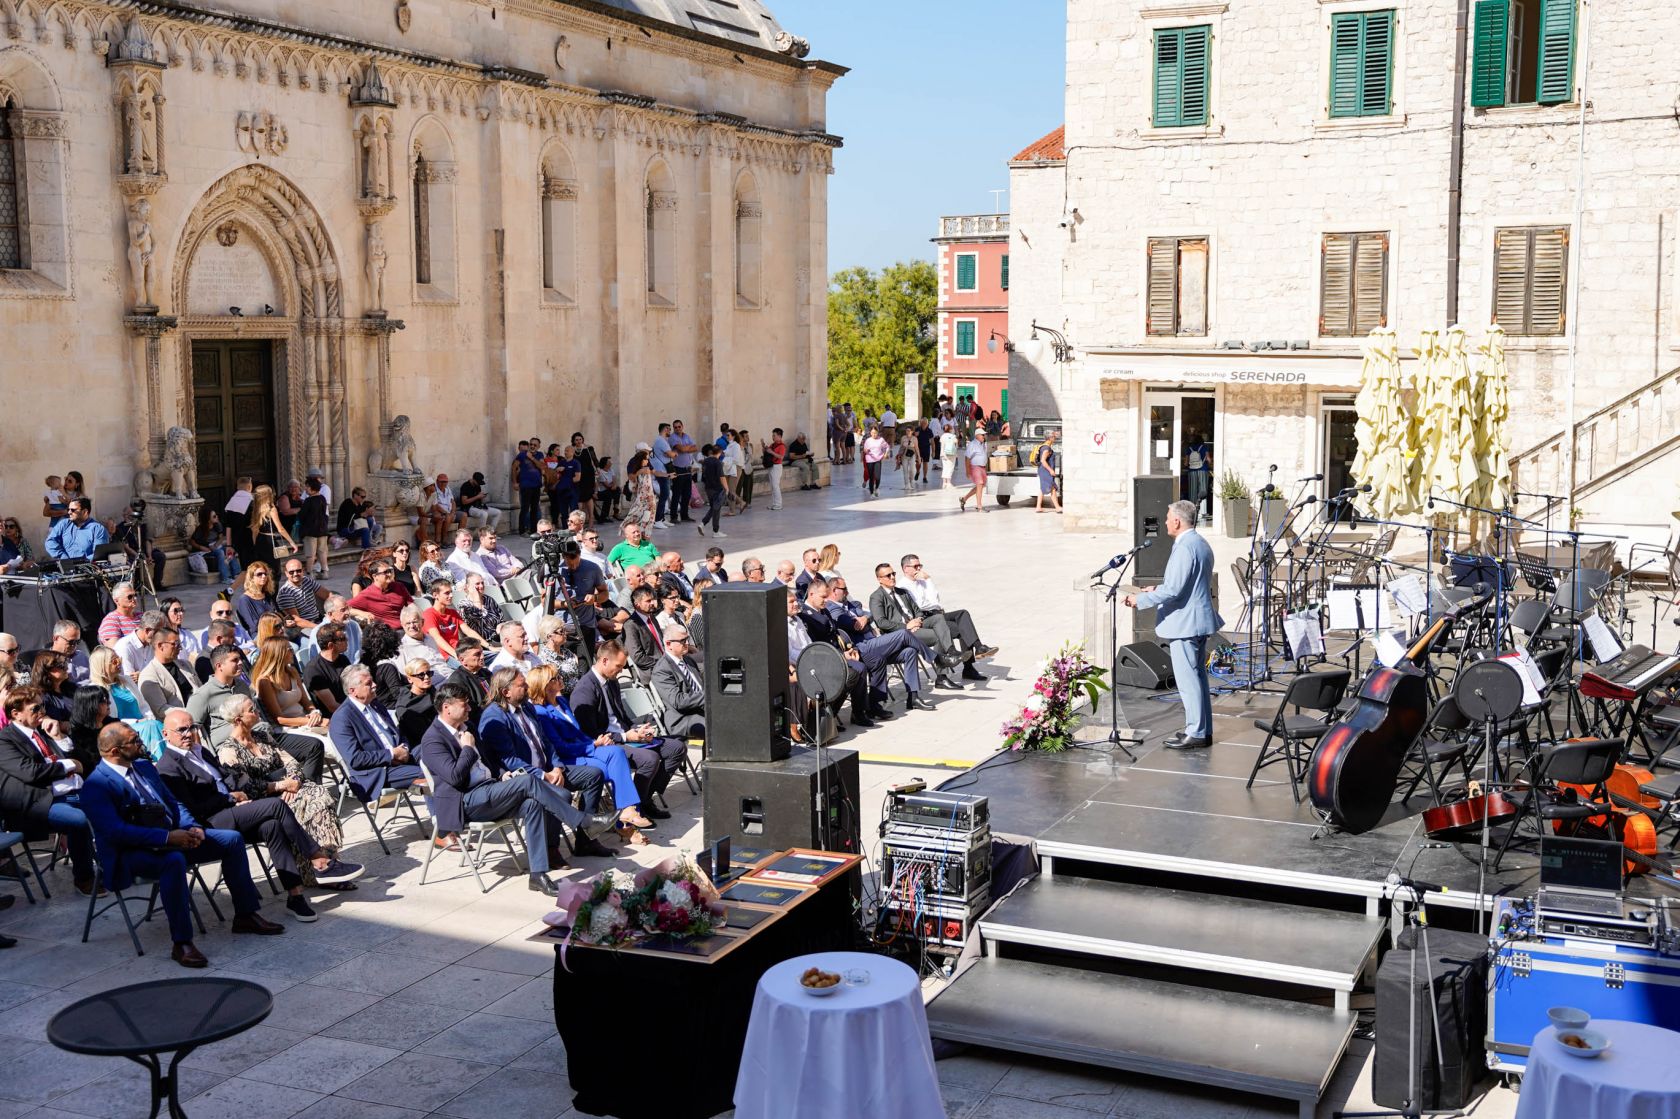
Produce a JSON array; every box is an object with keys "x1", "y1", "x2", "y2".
[
  {"x1": 870, "y1": 563, "x2": 968, "y2": 688},
  {"x1": 571, "y1": 641, "x2": 686, "y2": 816},
  {"x1": 78, "y1": 721, "x2": 285, "y2": 968},
  {"x1": 657, "y1": 551, "x2": 695, "y2": 604},
  {"x1": 155, "y1": 709, "x2": 361, "y2": 922},
  {"x1": 445, "y1": 641, "x2": 494, "y2": 728},
  {"x1": 816, "y1": 577, "x2": 935, "y2": 712},
  {"x1": 0, "y1": 685, "x2": 98, "y2": 895},
  {"x1": 797, "y1": 579, "x2": 885, "y2": 725},
  {"x1": 418, "y1": 684, "x2": 614, "y2": 894},
  {"x1": 702, "y1": 547, "x2": 730, "y2": 584},
  {"x1": 621, "y1": 586, "x2": 665, "y2": 677},
  {"x1": 650, "y1": 627, "x2": 706, "y2": 738},
  {"x1": 327, "y1": 664, "x2": 426, "y2": 805},
  {"x1": 476, "y1": 667, "x2": 612, "y2": 860}
]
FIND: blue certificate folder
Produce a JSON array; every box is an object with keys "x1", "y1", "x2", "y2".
[{"x1": 720, "y1": 880, "x2": 806, "y2": 908}]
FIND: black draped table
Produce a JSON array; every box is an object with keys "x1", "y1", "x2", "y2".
[
  {"x1": 0, "y1": 574, "x2": 113, "y2": 652},
  {"x1": 546, "y1": 851, "x2": 861, "y2": 1119}
]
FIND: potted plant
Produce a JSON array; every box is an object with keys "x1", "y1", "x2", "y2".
[
  {"x1": 1258, "y1": 482, "x2": 1289, "y2": 538},
  {"x1": 1218, "y1": 469, "x2": 1252, "y2": 538}
]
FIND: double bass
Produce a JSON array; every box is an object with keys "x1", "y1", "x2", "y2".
[{"x1": 1308, "y1": 615, "x2": 1452, "y2": 833}]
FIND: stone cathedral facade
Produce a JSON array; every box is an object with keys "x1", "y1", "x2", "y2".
[{"x1": 0, "y1": 0, "x2": 841, "y2": 542}]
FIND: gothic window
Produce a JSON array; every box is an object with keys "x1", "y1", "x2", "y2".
[
  {"x1": 0, "y1": 100, "x2": 23, "y2": 270},
  {"x1": 734, "y1": 172, "x2": 762, "y2": 309},
  {"x1": 540, "y1": 146, "x2": 577, "y2": 304},
  {"x1": 408, "y1": 120, "x2": 457, "y2": 300},
  {"x1": 645, "y1": 160, "x2": 676, "y2": 307},
  {"x1": 0, "y1": 50, "x2": 72, "y2": 295}
]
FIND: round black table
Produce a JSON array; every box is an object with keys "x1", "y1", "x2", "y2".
[{"x1": 48, "y1": 977, "x2": 272, "y2": 1119}]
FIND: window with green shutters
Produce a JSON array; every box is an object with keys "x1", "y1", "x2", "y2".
[
  {"x1": 1328, "y1": 11, "x2": 1394, "y2": 118},
  {"x1": 955, "y1": 253, "x2": 977, "y2": 292},
  {"x1": 1471, "y1": 0, "x2": 1576, "y2": 107},
  {"x1": 955, "y1": 320, "x2": 977, "y2": 357},
  {"x1": 1001, "y1": 254, "x2": 1009, "y2": 291},
  {"x1": 1153, "y1": 25, "x2": 1210, "y2": 128}
]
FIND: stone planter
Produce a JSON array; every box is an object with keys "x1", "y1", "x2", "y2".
[
  {"x1": 1222, "y1": 498, "x2": 1252, "y2": 538},
  {"x1": 1259, "y1": 497, "x2": 1289, "y2": 540}
]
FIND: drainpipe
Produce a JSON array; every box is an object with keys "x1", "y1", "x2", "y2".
[
  {"x1": 1445, "y1": 0, "x2": 1469, "y2": 324},
  {"x1": 1565, "y1": 0, "x2": 1591, "y2": 503}
]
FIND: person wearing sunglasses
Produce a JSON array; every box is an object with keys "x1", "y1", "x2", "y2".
[
  {"x1": 0, "y1": 685, "x2": 100, "y2": 897},
  {"x1": 0, "y1": 518, "x2": 34, "y2": 575}
]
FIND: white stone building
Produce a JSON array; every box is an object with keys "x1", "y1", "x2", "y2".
[
  {"x1": 0, "y1": 0, "x2": 840, "y2": 548},
  {"x1": 1011, "y1": 0, "x2": 1680, "y2": 535}
]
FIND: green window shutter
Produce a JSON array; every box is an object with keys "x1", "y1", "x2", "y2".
[
  {"x1": 1329, "y1": 14, "x2": 1365, "y2": 117},
  {"x1": 1154, "y1": 29, "x2": 1184, "y2": 127},
  {"x1": 1360, "y1": 12, "x2": 1394, "y2": 116},
  {"x1": 1470, "y1": 0, "x2": 1509, "y2": 107},
  {"x1": 1000, "y1": 254, "x2": 1010, "y2": 291},
  {"x1": 1330, "y1": 11, "x2": 1394, "y2": 119},
  {"x1": 955, "y1": 320, "x2": 976, "y2": 356},
  {"x1": 1536, "y1": 0, "x2": 1576, "y2": 104},
  {"x1": 1181, "y1": 26, "x2": 1210, "y2": 126},
  {"x1": 955, "y1": 254, "x2": 976, "y2": 291}
]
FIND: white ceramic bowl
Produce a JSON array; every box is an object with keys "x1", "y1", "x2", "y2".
[
  {"x1": 1547, "y1": 1006, "x2": 1591, "y2": 1031},
  {"x1": 800, "y1": 979, "x2": 842, "y2": 997},
  {"x1": 1554, "y1": 1029, "x2": 1611, "y2": 1058}
]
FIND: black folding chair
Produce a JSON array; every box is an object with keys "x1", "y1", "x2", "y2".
[
  {"x1": 1399, "y1": 697, "x2": 1476, "y2": 806},
  {"x1": 1492, "y1": 737, "x2": 1623, "y2": 871},
  {"x1": 1247, "y1": 668, "x2": 1351, "y2": 802}
]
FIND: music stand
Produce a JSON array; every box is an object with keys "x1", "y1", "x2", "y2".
[
  {"x1": 1452, "y1": 658, "x2": 1525, "y2": 932},
  {"x1": 796, "y1": 643, "x2": 849, "y2": 852}
]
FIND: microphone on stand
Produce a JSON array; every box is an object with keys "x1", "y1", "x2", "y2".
[
  {"x1": 1299, "y1": 473, "x2": 1324, "y2": 482},
  {"x1": 1386, "y1": 871, "x2": 1448, "y2": 895},
  {"x1": 1088, "y1": 539, "x2": 1154, "y2": 580}
]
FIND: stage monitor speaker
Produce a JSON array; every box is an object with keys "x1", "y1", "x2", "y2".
[
  {"x1": 1132, "y1": 474, "x2": 1175, "y2": 583},
  {"x1": 703, "y1": 746, "x2": 861, "y2": 855},
  {"x1": 1112, "y1": 641, "x2": 1174, "y2": 689},
  {"x1": 702, "y1": 583, "x2": 792, "y2": 762}
]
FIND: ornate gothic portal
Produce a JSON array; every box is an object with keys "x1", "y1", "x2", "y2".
[{"x1": 168, "y1": 165, "x2": 349, "y2": 496}]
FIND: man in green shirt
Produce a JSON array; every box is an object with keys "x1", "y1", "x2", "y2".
[{"x1": 607, "y1": 520, "x2": 660, "y2": 573}]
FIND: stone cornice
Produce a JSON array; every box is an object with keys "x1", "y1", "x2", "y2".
[{"x1": 0, "y1": 0, "x2": 842, "y2": 163}]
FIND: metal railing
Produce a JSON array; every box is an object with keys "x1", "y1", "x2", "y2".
[{"x1": 1512, "y1": 363, "x2": 1680, "y2": 512}]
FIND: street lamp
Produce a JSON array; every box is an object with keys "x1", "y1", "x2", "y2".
[
  {"x1": 986, "y1": 330, "x2": 1013, "y2": 354},
  {"x1": 1030, "y1": 320, "x2": 1073, "y2": 363}
]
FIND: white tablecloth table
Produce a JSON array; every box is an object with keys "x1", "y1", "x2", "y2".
[
  {"x1": 733, "y1": 951, "x2": 944, "y2": 1119},
  {"x1": 1514, "y1": 1021, "x2": 1680, "y2": 1119}
]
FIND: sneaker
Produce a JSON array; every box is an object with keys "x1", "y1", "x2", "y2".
[
  {"x1": 712, "y1": 531, "x2": 728, "y2": 539},
  {"x1": 285, "y1": 895, "x2": 318, "y2": 922},
  {"x1": 698, "y1": 524, "x2": 711, "y2": 537},
  {"x1": 313, "y1": 859, "x2": 364, "y2": 885}
]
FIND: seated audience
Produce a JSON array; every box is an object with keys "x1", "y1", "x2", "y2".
[
  {"x1": 358, "y1": 622, "x2": 409, "y2": 707},
  {"x1": 570, "y1": 641, "x2": 686, "y2": 820},
  {"x1": 397, "y1": 606, "x2": 452, "y2": 686},
  {"x1": 446, "y1": 529, "x2": 496, "y2": 589},
  {"x1": 302, "y1": 622, "x2": 352, "y2": 714},
  {"x1": 894, "y1": 554, "x2": 997, "y2": 680},
  {"x1": 114, "y1": 610, "x2": 165, "y2": 678},
  {"x1": 252, "y1": 637, "x2": 328, "y2": 735},
  {"x1": 98, "y1": 583, "x2": 144, "y2": 646},
  {"x1": 277, "y1": 560, "x2": 329, "y2": 632},
  {"x1": 490, "y1": 623, "x2": 542, "y2": 671},
  {"x1": 0, "y1": 685, "x2": 99, "y2": 895},
  {"x1": 607, "y1": 521, "x2": 660, "y2": 573},
  {"x1": 137, "y1": 628, "x2": 200, "y2": 719},
  {"x1": 336, "y1": 487, "x2": 380, "y2": 550},
  {"x1": 445, "y1": 641, "x2": 495, "y2": 727},
  {"x1": 346, "y1": 559, "x2": 414, "y2": 630},
  {"x1": 658, "y1": 551, "x2": 695, "y2": 603},
  {"x1": 236, "y1": 562, "x2": 280, "y2": 636},
  {"x1": 476, "y1": 668, "x2": 611, "y2": 858},
  {"x1": 216, "y1": 694, "x2": 345, "y2": 865},
  {"x1": 458, "y1": 472, "x2": 501, "y2": 533},
  {"x1": 458, "y1": 573, "x2": 506, "y2": 647},
  {"x1": 476, "y1": 528, "x2": 524, "y2": 584},
  {"x1": 526, "y1": 664, "x2": 653, "y2": 842},
  {"x1": 89, "y1": 645, "x2": 144, "y2": 720},
  {"x1": 416, "y1": 542, "x2": 450, "y2": 590},
  {"x1": 51, "y1": 620, "x2": 91, "y2": 682},
  {"x1": 327, "y1": 664, "x2": 427, "y2": 806},
  {"x1": 702, "y1": 547, "x2": 730, "y2": 584},
  {"x1": 651, "y1": 627, "x2": 706, "y2": 738},
  {"x1": 393, "y1": 657, "x2": 439, "y2": 747},
  {"x1": 622, "y1": 586, "x2": 664, "y2": 677}
]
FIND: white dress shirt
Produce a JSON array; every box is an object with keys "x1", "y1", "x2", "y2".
[
  {"x1": 114, "y1": 631, "x2": 152, "y2": 677},
  {"x1": 786, "y1": 616, "x2": 811, "y2": 663},
  {"x1": 906, "y1": 576, "x2": 942, "y2": 611},
  {"x1": 446, "y1": 547, "x2": 496, "y2": 588}
]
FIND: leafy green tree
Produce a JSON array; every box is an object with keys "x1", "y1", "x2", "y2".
[{"x1": 826, "y1": 260, "x2": 938, "y2": 416}]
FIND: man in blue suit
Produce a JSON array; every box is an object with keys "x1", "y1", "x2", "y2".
[
  {"x1": 78, "y1": 722, "x2": 285, "y2": 968},
  {"x1": 328, "y1": 664, "x2": 426, "y2": 803},
  {"x1": 1125, "y1": 500, "x2": 1225, "y2": 750}
]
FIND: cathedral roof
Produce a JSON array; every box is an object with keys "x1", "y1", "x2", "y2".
[{"x1": 570, "y1": 0, "x2": 808, "y2": 57}]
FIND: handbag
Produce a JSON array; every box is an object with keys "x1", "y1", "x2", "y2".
[{"x1": 185, "y1": 552, "x2": 209, "y2": 575}]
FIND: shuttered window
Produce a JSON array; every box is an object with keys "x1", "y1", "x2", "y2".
[
  {"x1": 1329, "y1": 11, "x2": 1394, "y2": 119},
  {"x1": 955, "y1": 320, "x2": 977, "y2": 357},
  {"x1": 1001, "y1": 254, "x2": 1009, "y2": 291},
  {"x1": 0, "y1": 102, "x2": 23, "y2": 271},
  {"x1": 955, "y1": 253, "x2": 978, "y2": 292},
  {"x1": 1472, "y1": 0, "x2": 1575, "y2": 107},
  {"x1": 1153, "y1": 26, "x2": 1211, "y2": 128},
  {"x1": 1320, "y1": 233, "x2": 1388, "y2": 337},
  {"x1": 1493, "y1": 226, "x2": 1568, "y2": 336},
  {"x1": 1146, "y1": 237, "x2": 1209, "y2": 337}
]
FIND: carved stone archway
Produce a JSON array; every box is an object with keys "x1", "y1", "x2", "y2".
[{"x1": 168, "y1": 164, "x2": 348, "y2": 494}]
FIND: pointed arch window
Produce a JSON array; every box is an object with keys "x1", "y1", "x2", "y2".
[{"x1": 0, "y1": 99, "x2": 26, "y2": 271}]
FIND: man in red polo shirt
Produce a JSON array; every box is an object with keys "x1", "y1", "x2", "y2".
[{"x1": 345, "y1": 561, "x2": 413, "y2": 629}]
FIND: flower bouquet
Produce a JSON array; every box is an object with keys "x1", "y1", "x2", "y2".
[
  {"x1": 547, "y1": 857, "x2": 727, "y2": 957},
  {"x1": 1000, "y1": 641, "x2": 1109, "y2": 753}
]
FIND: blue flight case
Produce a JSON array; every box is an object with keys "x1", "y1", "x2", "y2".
[{"x1": 1487, "y1": 898, "x2": 1680, "y2": 1073}]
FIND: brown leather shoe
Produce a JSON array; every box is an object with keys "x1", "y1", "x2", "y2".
[
  {"x1": 74, "y1": 877, "x2": 107, "y2": 898},
  {"x1": 230, "y1": 912, "x2": 286, "y2": 936},
  {"x1": 172, "y1": 942, "x2": 209, "y2": 968}
]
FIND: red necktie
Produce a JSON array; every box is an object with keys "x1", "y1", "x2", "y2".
[
  {"x1": 32, "y1": 730, "x2": 59, "y2": 763},
  {"x1": 647, "y1": 617, "x2": 663, "y2": 649}
]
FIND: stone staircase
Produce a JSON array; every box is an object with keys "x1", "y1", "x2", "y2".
[{"x1": 1512, "y1": 364, "x2": 1680, "y2": 519}]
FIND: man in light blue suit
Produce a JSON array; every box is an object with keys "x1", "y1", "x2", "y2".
[{"x1": 1125, "y1": 500, "x2": 1224, "y2": 749}]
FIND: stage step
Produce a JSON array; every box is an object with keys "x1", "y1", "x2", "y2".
[
  {"x1": 980, "y1": 875, "x2": 1383, "y2": 1006},
  {"x1": 926, "y1": 956, "x2": 1353, "y2": 1119}
]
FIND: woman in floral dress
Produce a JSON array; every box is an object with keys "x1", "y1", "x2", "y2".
[
  {"x1": 623, "y1": 446, "x2": 657, "y2": 533},
  {"x1": 215, "y1": 693, "x2": 345, "y2": 859}
]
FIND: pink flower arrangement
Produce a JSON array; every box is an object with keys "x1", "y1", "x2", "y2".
[
  {"x1": 1000, "y1": 642, "x2": 1109, "y2": 753},
  {"x1": 550, "y1": 857, "x2": 726, "y2": 953}
]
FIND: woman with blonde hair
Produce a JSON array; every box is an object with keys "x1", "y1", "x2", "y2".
[
  {"x1": 237, "y1": 560, "x2": 280, "y2": 635},
  {"x1": 88, "y1": 645, "x2": 144, "y2": 720},
  {"x1": 816, "y1": 543, "x2": 843, "y2": 583},
  {"x1": 251, "y1": 635, "x2": 326, "y2": 731},
  {"x1": 248, "y1": 484, "x2": 298, "y2": 567},
  {"x1": 526, "y1": 663, "x2": 654, "y2": 843}
]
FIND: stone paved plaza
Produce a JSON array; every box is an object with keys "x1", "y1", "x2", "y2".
[{"x1": 0, "y1": 460, "x2": 1526, "y2": 1119}]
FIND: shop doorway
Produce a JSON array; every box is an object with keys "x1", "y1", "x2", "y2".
[
  {"x1": 191, "y1": 340, "x2": 278, "y2": 511},
  {"x1": 1320, "y1": 396, "x2": 1360, "y2": 523},
  {"x1": 1142, "y1": 389, "x2": 1216, "y2": 523}
]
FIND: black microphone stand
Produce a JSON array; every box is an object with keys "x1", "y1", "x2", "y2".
[{"x1": 1093, "y1": 557, "x2": 1138, "y2": 761}]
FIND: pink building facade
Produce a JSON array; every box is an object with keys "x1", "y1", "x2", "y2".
[{"x1": 933, "y1": 214, "x2": 1010, "y2": 420}]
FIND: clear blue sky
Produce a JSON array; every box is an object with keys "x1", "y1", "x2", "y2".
[{"x1": 774, "y1": 1, "x2": 1066, "y2": 276}]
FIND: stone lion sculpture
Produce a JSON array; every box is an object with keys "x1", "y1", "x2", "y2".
[
  {"x1": 136, "y1": 425, "x2": 199, "y2": 498},
  {"x1": 367, "y1": 414, "x2": 421, "y2": 475}
]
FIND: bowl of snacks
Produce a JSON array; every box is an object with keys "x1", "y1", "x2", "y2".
[
  {"x1": 1548, "y1": 1006, "x2": 1590, "y2": 1032},
  {"x1": 799, "y1": 967, "x2": 843, "y2": 997},
  {"x1": 1554, "y1": 1029, "x2": 1611, "y2": 1058}
]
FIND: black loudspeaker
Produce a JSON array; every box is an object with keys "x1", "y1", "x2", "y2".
[
  {"x1": 703, "y1": 747, "x2": 862, "y2": 855},
  {"x1": 1113, "y1": 641, "x2": 1174, "y2": 689},
  {"x1": 1373, "y1": 927, "x2": 1490, "y2": 1111},
  {"x1": 1132, "y1": 474, "x2": 1176, "y2": 583},
  {"x1": 702, "y1": 584, "x2": 791, "y2": 762}
]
